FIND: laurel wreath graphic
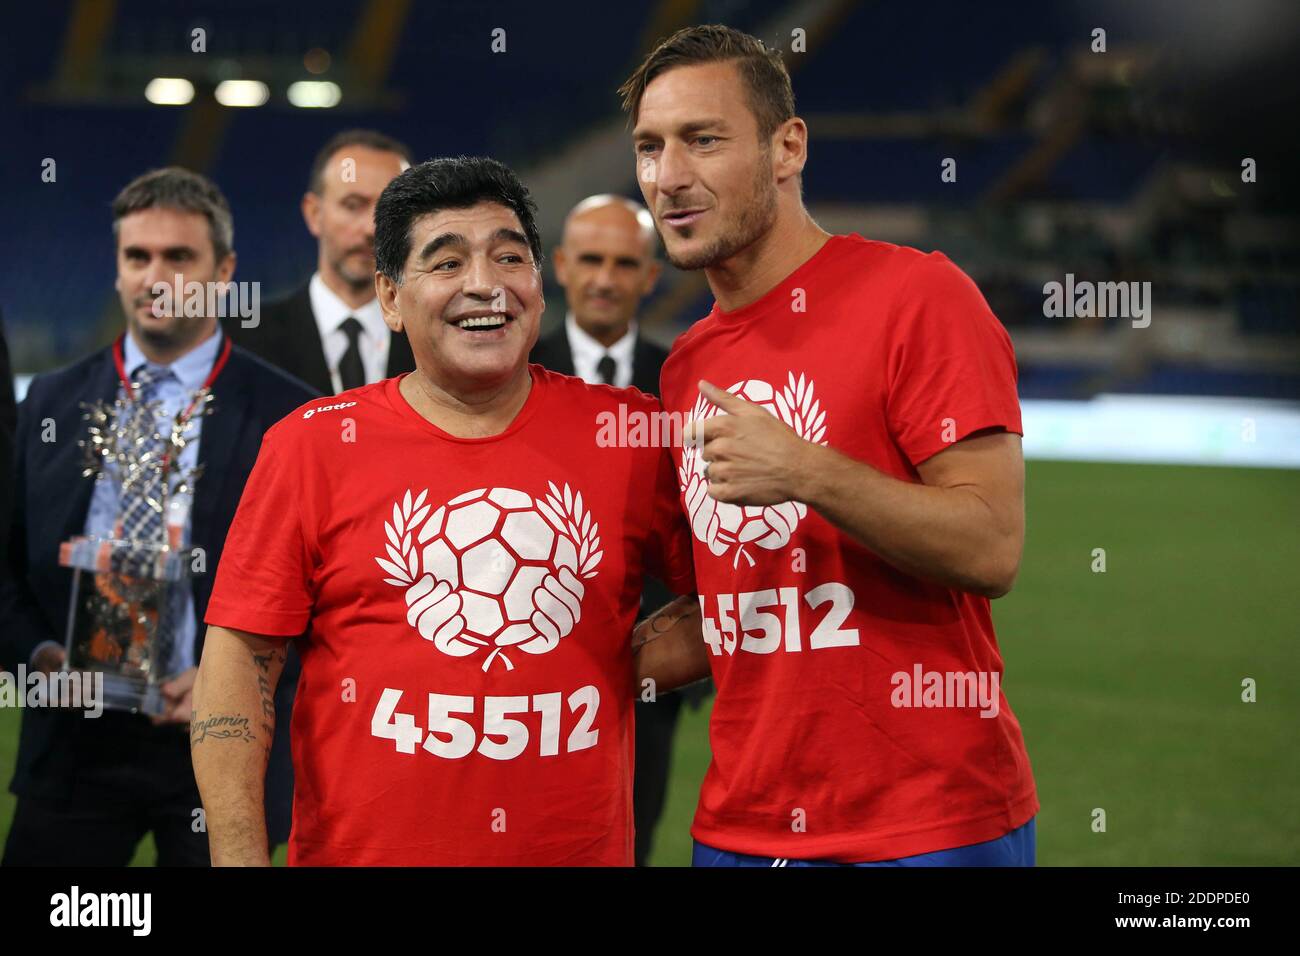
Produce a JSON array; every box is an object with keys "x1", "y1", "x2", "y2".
[
  {"x1": 679, "y1": 372, "x2": 828, "y2": 567},
  {"x1": 376, "y1": 489, "x2": 432, "y2": 588},
  {"x1": 376, "y1": 485, "x2": 601, "y2": 671},
  {"x1": 774, "y1": 371, "x2": 827, "y2": 446},
  {"x1": 535, "y1": 481, "x2": 603, "y2": 580}
]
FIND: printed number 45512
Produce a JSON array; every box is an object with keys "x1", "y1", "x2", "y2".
[
  {"x1": 701, "y1": 583, "x2": 858, "y2": 656},
  {"x1": 370, "y1": 686, "x2": 600, "y2": 761}
]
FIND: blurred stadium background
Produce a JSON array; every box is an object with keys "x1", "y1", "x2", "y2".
[{"x1": 1, "y1": 0, "x2": 1297, "y2": 865}]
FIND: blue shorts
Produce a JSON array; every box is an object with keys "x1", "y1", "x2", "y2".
[{"x1": 692, "y1": 817, "x2": 1036, "y2": 867}]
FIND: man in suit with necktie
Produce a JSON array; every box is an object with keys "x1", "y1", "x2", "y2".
[
  {"x1": 226, "y1": 129, "x2": 416, "y2": 394},
  {"x1": 0, "y1": 167, "x2": 317, "y2": 865},
  {"x1": 531, "y1": 195, "x2": 668, "y2": 394},
  {"x1": 530, "y1": 194, "x2": 702, "y2": 865}
]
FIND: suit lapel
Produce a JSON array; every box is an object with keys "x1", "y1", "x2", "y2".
[
  {"x1": 289, "y1": 285, "x2": 334, "y2": 395},
  {"x1": 192, "y1": 351, "x2": 255, "y2": 551},
  {"x1": 191, "y1": 349, "x2": 259, "y2": 660}
]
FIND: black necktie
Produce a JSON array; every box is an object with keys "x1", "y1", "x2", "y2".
[
  {"x1": 596, "y1": 354, "x2": 617, "y2": 385},
  {"x1": 338, "y1": 317, "x2": 365, "y2": 392}
]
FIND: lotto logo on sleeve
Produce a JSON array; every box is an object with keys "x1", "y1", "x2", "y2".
[
  {"x1": 376, "y1": 484, "x2": 603, "y2": 672},
  {"x1": 302, "y1": 400, "x2": 357, "y2": 419},
  {"x1": 680, "y1": 372, "x2": 828, "y2": 567}
]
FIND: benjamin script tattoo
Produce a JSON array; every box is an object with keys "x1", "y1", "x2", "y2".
[{"x1": 190, "y1": 713, "x2": 256, "y2": 746}]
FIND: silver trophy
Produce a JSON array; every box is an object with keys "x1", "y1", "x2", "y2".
[{"x1": 59, "y1": 386, "x2": 212, "y2": 715}]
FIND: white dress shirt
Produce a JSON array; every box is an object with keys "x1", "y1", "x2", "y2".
[
  {"x1": 309, "y1": 272, "x2": 391, "y2": 393},
  {"x1": 565, "y1": 313, "x2": 637, "y2": 388}
]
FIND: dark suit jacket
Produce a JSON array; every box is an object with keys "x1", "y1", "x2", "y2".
[
  {"x1": 225, "y1": 282, "x2": 415, "y2": 395},
  {"x1": 529, "y1": 324, "x2": 668, "y2": 398},
  {"x1": 0, "y1": 337, "x2": 320, "y2": 844}
]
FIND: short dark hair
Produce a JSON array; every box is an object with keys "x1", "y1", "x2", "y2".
[
  {"x1": 112, "y1": 167, "x2": 234, "y2": 261},
  {"x1": 619, "y1": 24, "x2": 796, "y2": 142},
  {"x1": 374, "y1": 156, "x2": 543, "y2": 284},
  {"x1": 308, "y1": 128, "x2": 414, "y2": 194}
]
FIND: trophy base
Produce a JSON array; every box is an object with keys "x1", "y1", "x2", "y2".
[{"x1": 97, "y1": 672, "x2": 168, "y2": 717}]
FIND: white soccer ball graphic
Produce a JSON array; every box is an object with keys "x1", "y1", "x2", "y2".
[
  {"x1": 680, "y1": 372, "x2": 827, "y2": 567},
  {"x1": 376, "y1": 485, "x2": 602, "y2": 671}
]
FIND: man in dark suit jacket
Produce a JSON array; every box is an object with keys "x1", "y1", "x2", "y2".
[
  {"x1": 225, "y1": 129, "x2": 416, "y2": 395},
  {"x1": 0, "y1": 167, "x2": 318, "y2": 865},
  {"x1": 530, "y1": 196, "x2": 667, "y2": 396},
  {"x1": 530, "y1": 194, "x2": 704, "y2": 866}
]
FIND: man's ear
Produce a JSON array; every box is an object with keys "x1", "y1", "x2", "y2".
[
  {"x1": 216, "y1": 252, "x2": 237, "y2": 284},
  {"x1": 551, "y1": 246, "x2": 569, "y2": 287},
  {"x1": 774, "y1": 117, "x2": 808, "y2": 184},
  {"x1": 641, "y1": 259, "x2": 663, "y2": 297},
  {"x1": 376, "y1": 272, "x2": 403, "y2": 332},
  {"x1": 302, "y1": 191, "x2": 322, "y2": 238}
]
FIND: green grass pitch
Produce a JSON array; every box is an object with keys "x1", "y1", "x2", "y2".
[{"x1": 2, "y1": 461, "x2": 1296, "y2": 866}]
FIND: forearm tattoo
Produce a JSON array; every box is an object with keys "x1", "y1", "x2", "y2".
[
  {"x1": 191, "y1": 713, "x2": 256, "y2": 746},
  {"x1": 251, "y1": 647, "x2": 286, "y2": 742},
  {"x1": 633, "y1": 597, "x2": 701, "y2": 651}
]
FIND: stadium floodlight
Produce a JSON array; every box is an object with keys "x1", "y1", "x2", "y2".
[
  {"x1": 287, "y1": 81, "x2": 342, "y2": 108},
  {"x1": 144, "y1": 77, "x2": 195, "y2": 106},
  {"x1": 215, "y1": 80, "x2": 270, "y2": 107}
]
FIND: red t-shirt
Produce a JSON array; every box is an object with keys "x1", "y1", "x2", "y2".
[
  {"x1": 205, "y1": 366, "x2": 694, "y2": 866},
  {"x1": 660, "y1": 234, "x2": 1038, "y2": 862}
]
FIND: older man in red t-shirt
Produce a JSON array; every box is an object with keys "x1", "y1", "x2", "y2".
[{"x1": 191, "y1": 157, "x2": 695, "y2": 866}]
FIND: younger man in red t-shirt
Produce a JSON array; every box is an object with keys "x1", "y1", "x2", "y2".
[{"x1": 620, "y1": 26, "x2": 1038, "y2": 866}]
